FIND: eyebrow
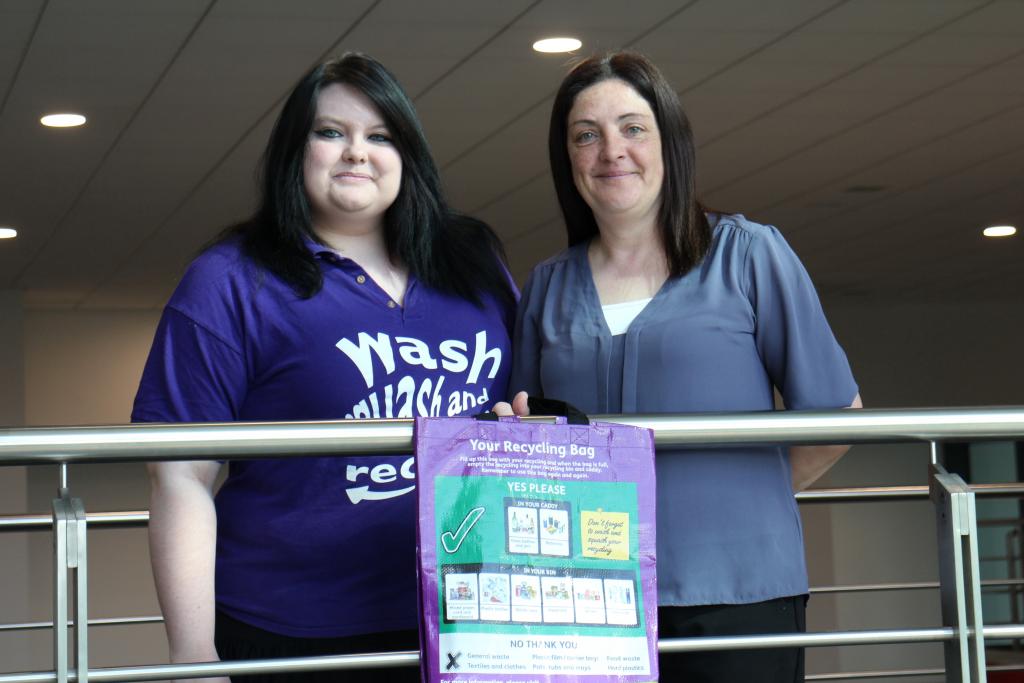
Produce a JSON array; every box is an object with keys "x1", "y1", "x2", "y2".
[
  {"x1": 569, "y1": 112, "x2": 651, "y2": 127},
  {"x1": 313, "y1": 115, "x2": 389, "y2": 130}
]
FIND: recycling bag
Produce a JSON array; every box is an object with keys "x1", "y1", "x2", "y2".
[{"x1": 414, "y1": 416, "x2": 658, "y2": 682}]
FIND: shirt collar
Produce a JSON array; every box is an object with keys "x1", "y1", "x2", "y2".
[{"x1": 303, "y1": 235, "x2": 343, "y2": 262}]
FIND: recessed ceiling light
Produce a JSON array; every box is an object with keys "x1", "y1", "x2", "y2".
[
  {"x1": 0, "y1": 227, "x2": 17, "y2": 239},
  {"x1": 40, "y1": 113, "x2": 86, "y2": 128},
  {"x1": 983, "y1": 225, "x2": 1016, "y2": 238},
  {"x1": 533, "y1": 37, "x2": 582, "y2": 54}
]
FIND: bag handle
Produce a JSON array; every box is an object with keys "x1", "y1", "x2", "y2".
[
  {"x1": 526, "y1": 396, "x2": 589, "y2": 425},
  {"x1": 474, "y1": 396, "x2": 589, "y2": 425}
]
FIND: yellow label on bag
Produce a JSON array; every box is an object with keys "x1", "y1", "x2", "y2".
[{"x1": 581, "y1": 510, "x2": 629, "y2": 560}]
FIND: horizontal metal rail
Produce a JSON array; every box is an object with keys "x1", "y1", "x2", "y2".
[
  {"x1": 9, "y1": 625, "x2": 1024, "y2": 681},
  {"x1": 4, "y1": 482, "x2": 1024, "y2": 533},
  {"x1": 10, "y1": 578, "x2": 1024, "y2": 635},
  {"x1": 0, "y1": 616, "x2": 163, "y2": 633},
  {"x1": 0, "y1": 649, "x2": 422, "y2": 683},
  {"x1": 0, "y1": 511, "x2": 148, "y2": 532},
  {"x1": 5, "y1": 626, "x2": 1024, "y2": 682},
  {"x1": 798, "y1": 482, "x2": 1024, "y2": 503},
  {"x1": 811, "y1": 578, "x2": 1024, "y2": 594},
  {"x1": 2, "y1": 407, "x2": 1024, "y2": 466},
  {"x1": 8, "y1": 663, "x2": 1003, "y2": 683},
  {"x1": 806, "y1": 663, "x2": 1024, "y2": 681},
  {"x1": 0, "y1": 628, "x2": 964, "y2": 683},
  {"x1": 807, "y1": 668, "x2": 945, "y2": 681},
  {"x1": 983, "y1": 624, "x2": 1024, "y2": 639},
  {"x1": 978, "y1": 517, "x2": 1024, "y2": 526},
  {"x1": 660, "y1": 627, "x2": 956, "y2": 652}
]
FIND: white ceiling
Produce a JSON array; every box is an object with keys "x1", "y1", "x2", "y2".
[{"x1": 1, "y1": 0, "x2": 1022, "y2": 310}]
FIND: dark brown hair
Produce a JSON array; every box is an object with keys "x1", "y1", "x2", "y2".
[{"x1": 548, "y1": 51, "x2": 710, "y2": 277}]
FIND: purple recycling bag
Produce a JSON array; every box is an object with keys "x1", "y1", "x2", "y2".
[{"x1": 415, "y1": 416, "x2": 658, "y2": 682}]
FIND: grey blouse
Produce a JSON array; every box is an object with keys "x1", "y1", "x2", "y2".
[{"x1": 509, "y1": 213, "x2": 858, "y2": 606}]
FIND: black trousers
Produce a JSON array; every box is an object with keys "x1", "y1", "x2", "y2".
[
  {"x1": 658, "y1": 596, "x2": 806, "y2": 682},
  {"x1": 215, "y1": 611, "x2": 420, "y2": 682}
]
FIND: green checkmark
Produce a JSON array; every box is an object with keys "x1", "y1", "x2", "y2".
[{"x1": 441, "y1": 506, "x2": 485, "y2": 554}]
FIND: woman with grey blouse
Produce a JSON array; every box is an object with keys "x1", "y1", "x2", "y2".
[{"x1": 499, "y1": 52, "x2": 862, "y2": 681}]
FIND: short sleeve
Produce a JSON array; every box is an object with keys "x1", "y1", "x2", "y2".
[
  {"x1": 746, "y1": 225, "x2": 858, "y2": 410},
  {"x1": 508, "y1": 268, "x2": 544, "y2": 399},
  {"x1": 131, "y1": 306, "x2": 248, "y2": 423}
]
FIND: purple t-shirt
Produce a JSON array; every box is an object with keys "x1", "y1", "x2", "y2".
[
  {"x1": 133, "y1": 238, "x2": 514, "y2": 637},
  {"x1": 510, "y1": 214, "x2": 858, "y2": 606}
]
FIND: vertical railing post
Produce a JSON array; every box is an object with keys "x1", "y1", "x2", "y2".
[
  {"x1": 1006, "y1": 528, "x2": 1021, "y2": 650},
  {"x1": 931, "y1": 463, "x2": 986, "y2": 682},
  {"x1": 71, "y1": 497, "x2": 88, "y2": 683},
  {"x1": 52, "y1": 496, "x2": 69, "y2": 683},
  {"x1": 1017, "y1": 529, "x2": 1024, "y2": 651},
  {"x1": 52, "y1": 464, "x2": 88, "y2": 683}
]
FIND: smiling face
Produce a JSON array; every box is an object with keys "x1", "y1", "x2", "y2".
[
  {"x1": 566, "y1": 78, "x2": 664, "y2": 228},
  {"x1": 302, "y1": 82, "x2": 402, "y2": 235}
]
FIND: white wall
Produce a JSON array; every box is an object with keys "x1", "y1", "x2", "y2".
[
  {"x1": 0, "y1": 291, "x2": 31, "y2": 671},
  {"x1": 1, "y1": 297, "x2": 1022, "y2": 679},
  {"x1": 5, "y1": 308, "x2": 165, "y2": 672},
  {"x1": 23, "y1": 310, "x2": 162, "y2": 428}
]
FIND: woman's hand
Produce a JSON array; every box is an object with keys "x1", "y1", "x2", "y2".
[{"x1": 492, "y1": 391, "x2": 531, "y2": 417}]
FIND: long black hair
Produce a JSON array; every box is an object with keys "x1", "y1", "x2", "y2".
[
  {"x1": 548, "y1": 51, "x2": 711, "y2": 277},
  {"x1": 229, "y1": 53, "x2": 514, "y2": 309}
]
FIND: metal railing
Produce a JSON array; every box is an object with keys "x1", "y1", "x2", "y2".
[
  {"x1": 4, "y1": 481, "x2": 1024, "y2": 534},
  {"x1": 2, "y1": 406, "x2": 1024, "y2": 682}
]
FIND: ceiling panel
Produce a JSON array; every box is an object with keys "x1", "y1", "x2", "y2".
[
  {"x1": 0, "y1": 0, "x2": 213, "y2": 291},
  {"x1": 652, "y1": 0, "x2": 843, "y2": 32},
  {"x1": 792, "y1": 152, "x2": 1024, "y2": 270},
  {"x1": 809, "y1": 0, "x2": 991, "y2": 34},
  {"x1": 443, "y1": 104, "x2": 551, "y2": 211},
  {"x1": 475, "y1": 172, "x2": 562, "y2": 276},
  {"x1": 713, "y1": 97, "x2": 1024, "y2": 212},
  {"x1": 750, "y1": 106, "x2": 1024, "y2": 224},
  {"x1": 338, "y1": 0, "x2": 541, "y2": 97},
  {"x1": 504, "y1": 214, "x2": 567, "y2": 285},
  {"x1": 946, "y1": 0, "x2": 1024, "y2": 35},
  {"x1": 19, "y1": 0, "x2": 382, "y2": 304},
  {"x1": 79, "y1": 116, "x2": 275, "y2": 310},
  {"x1": 0, "y1": 0, "x2": 1022, "y2": 310},
  {"x1": 0, "y1": 1, "x2": 44, "y2": 98}
]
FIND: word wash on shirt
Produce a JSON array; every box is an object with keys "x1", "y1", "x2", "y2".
[
  {"x1": 336, "y1": 331, "x2": 503, "y2": 419},
  {"x1": 336, "y1": 331, "x2": 501, "y2": 388}
]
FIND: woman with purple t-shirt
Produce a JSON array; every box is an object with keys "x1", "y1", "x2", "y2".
[
  {"x1": 133, "y1": 54, "x2": 516, "y2": 682},
  {"x1": 500, "y1": 52, "x2": 861, "y2": 681}
]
